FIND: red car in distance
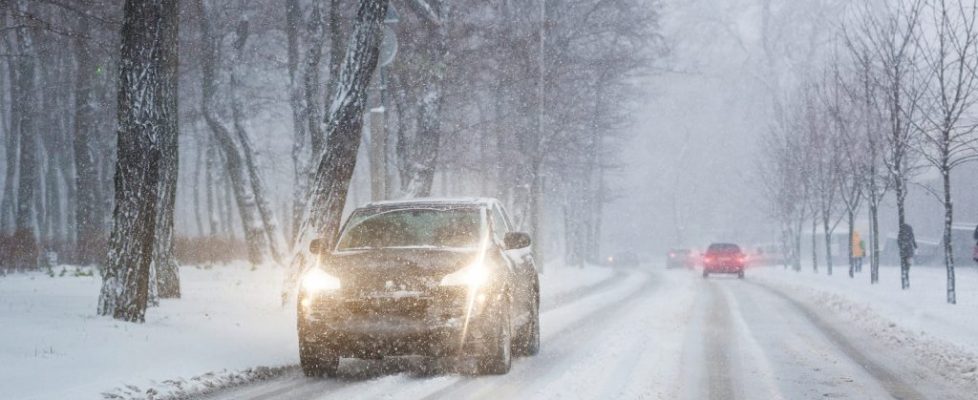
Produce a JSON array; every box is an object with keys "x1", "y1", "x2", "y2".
[{"x1": 702, "y1": 243, "x2": 746, "y2": 279}]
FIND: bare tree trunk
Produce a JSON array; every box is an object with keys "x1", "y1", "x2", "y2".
[
  {"x1": 896, "y1": 173, "x2": 910, "y2": 289},
  {"x1": 230, "y1": 21, "x2": 285, "y2": 264},
  {"x1": 530, "y1": 163, "x2": 545, "y2": 272},
  {"x1": 942, "y1": 166, "x2": 955, "y2": 304},
  {"x1": 205, "y1": 138, "x2": 219, "y2": 236},
  {"x1": 305, "y1": 3, "x2": 327, "y2": 157},
  {"x1": 192, "y1": 134, "x2": 204, "y2": 236},
  {"x1": 285, "y1": 0, "x2": 390, "y2": 301},
  {"x1": 221, "y1": 164, "x2": 235, "y2": 239},
  {"x1": 869, "y1": 200, "x2": 880, "y2": 284},
  {"x1": 811, "y1": 216, "x2": 818, "y2": 273},
  {"x1": 12, "y1": 0, "x2": 38, "y2": 270},
  {"x1": 402, "y1": 3, "x2": 447, "y2": 198},
  {"x1": 0, "y1": 72, "x2": 15, "y2": 234},
  {"x1": 326, "y1": 0, "x2": 344, "y2": 109},
  {"x1": 847, "y1": 209, "x2": 855, "y2": 278},
  {"x1": 196, "y1": 0, "x2": 265, "y2": 265},
  {"x1": 823, "y1": 214, "x2": 833, "y2": 276},
  {"x1": 286, "y1": 0, "x2": 308, "y2": 245},
  {"x1": 98, "y1": 0, "x2": 179, "y2": 323},
  {"x1": 152, "y1": 115, "x2": 180, "y2": 299},
  {"x1": 793, "y1": 217, "x2": 803, "y2": 271}
]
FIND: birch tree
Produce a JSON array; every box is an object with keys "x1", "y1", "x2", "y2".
[
  {"x1": 860, "y1": 0, "x2": 926, "y2": 289},
  {"x1": 914, "y1": 0, "x2": 978, "y2": 304}
]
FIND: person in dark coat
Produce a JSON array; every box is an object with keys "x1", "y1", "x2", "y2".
[
  {"x1": 973, "y1": 225, "x2": 978, "y2": 263},
  {"x1": 898, "y1": 223, "x2": 917, "y2": 263}
]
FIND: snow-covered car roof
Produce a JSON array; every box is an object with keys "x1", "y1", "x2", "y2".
[{"x1": 362, "y1": 197, "x2": 501, "y2": 209}]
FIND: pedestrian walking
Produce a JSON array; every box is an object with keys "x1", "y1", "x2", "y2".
[
  {"x1": 898, "y1": 223, "x2": 917, "y2": 265},
  {"x1": 851, "y1": 230, "x2": 865, "y2": 274}
]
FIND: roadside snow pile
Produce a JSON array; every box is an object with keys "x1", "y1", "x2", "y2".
[
  {"x1": 752, "y1": 265, "x2": 978, "y2": 387},
  {"x1": 101, "y1": 365, "x2": 295, "y2": 400}
]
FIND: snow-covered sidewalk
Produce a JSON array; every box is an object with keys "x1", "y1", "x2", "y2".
[
  {"x1": 751, "y1": 264, "x2": 978, "y2": 386},
  {"x1": 0, "y1": 262, "x2": 614, "y2": 400}
]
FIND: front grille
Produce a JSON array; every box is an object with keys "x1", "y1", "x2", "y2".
[
  {"x1": 343, "y1": 297, "x2": 429, "y2": 318},
  {"x1": 350, "y1": 274, "x2": 438, "y2": 293}
]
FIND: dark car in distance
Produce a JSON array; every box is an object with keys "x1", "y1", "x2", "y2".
[
  {"x1": 297, "y1": 198, "x2": 540, "y2": 377},
  {"x1": 666, "y1": 248, "x2": 695, "y2": 269},
  {"x1": 702, "y1": 243, "x2": 746, "y2": 279}
]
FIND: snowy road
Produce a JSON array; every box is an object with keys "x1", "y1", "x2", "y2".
[{"x1": 199, "y1": 268, "x2": 974, "y2": 400}]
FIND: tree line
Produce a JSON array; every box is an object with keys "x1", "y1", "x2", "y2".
[
  {"x1": 0, "y1": 0, "x2": 661, "y2": 321},
  {"x1": 760, "y1": 0, "x2": 978, "y2": 304}
]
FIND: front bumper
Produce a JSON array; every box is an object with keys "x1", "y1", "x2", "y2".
[{"x1": 298, "y1": 289, "x2": 497, "y2": 358}]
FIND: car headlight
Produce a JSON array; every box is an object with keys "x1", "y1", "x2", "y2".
[
  {"x1": 440, "y1": 263, "x2": 490, "y2": 288},
  {"x1": 301, "y1": 268, "x2": 341, "y2": 293}
]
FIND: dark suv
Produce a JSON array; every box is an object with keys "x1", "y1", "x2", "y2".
[
  {"x1": 702, "y1": 243, "x2": 746, "y2": 278},
  {"x1": 297, "y1": 198, "x2": 540, "y2": 377}
]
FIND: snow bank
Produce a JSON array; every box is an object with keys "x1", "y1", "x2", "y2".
[{"x1": 751, "y1": 265, "x2": 978, "y2": 387}]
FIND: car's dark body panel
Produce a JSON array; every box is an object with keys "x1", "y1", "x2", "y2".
[{"x1": 298, "y1": 198, "x2": 538, "y2": 369}]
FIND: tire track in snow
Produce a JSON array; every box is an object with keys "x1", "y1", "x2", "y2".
[
  {"x1": 416, "y1": 271, "x2": 657, "y2": 400},
  {"x1": 746, "y1": 280, "x2": 927, "y2": 400},
  {"x1": 703, "y1": 280, "x2": 736, "y2": 400}
]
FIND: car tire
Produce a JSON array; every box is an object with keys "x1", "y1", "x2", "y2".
[
  {"x1": 299, "y1": 337, "x2": 339, "y2": 378},
  {"x1": 514, "y1": 289, "x2": 540, "y2": 357},
  {"x1": 738, "y1": 271, "x2": 745, "y2": 279},
  {"x1": 702, "y1": 271, "x2": 709, "y2": 278},
  {"x1": 478, "y1": 298, "x2": 513, "y2": 375}
]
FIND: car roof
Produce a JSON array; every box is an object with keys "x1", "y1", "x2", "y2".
[{"x1": 361, "y1": 197, "x2": 501, "y2": 210}]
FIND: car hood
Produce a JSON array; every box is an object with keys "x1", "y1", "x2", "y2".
[{"x1": 321, "y1": 247, "x2": 481, "y2": 293}]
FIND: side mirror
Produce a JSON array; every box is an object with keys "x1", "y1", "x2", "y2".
[
  {"x1": 309, "y1": 238, "x2": 327, "y2": 255},
  {"x1": 504, "y1": 232, "x2": 532, "y2": 250}
]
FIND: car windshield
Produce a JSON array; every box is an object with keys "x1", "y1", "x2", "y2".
[{"x1": 335, "y1": 207, "x2": 483, "y2": 251}]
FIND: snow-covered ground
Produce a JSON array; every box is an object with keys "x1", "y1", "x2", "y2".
[
  {"x1": 0, "y1": 262, "x2": 615, "y2": 400},
  {"x1": 0, "y1": 263, "x2": 296, "y2": 400}
]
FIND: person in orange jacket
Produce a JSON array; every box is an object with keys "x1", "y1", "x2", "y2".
[{"x1": 851, "y1": 231, "x2": 865, "y2": 275}]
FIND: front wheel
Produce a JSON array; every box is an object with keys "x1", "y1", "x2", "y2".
[
  {"x1": 477, "y1": 299, "x2": 513, "y2": 374},
  {"x1": 299, "y1": 337, "x2": 339, "y2": 377},
  {"x1": 514, "y1": 290, "x2": 540, "y2": 357}
]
